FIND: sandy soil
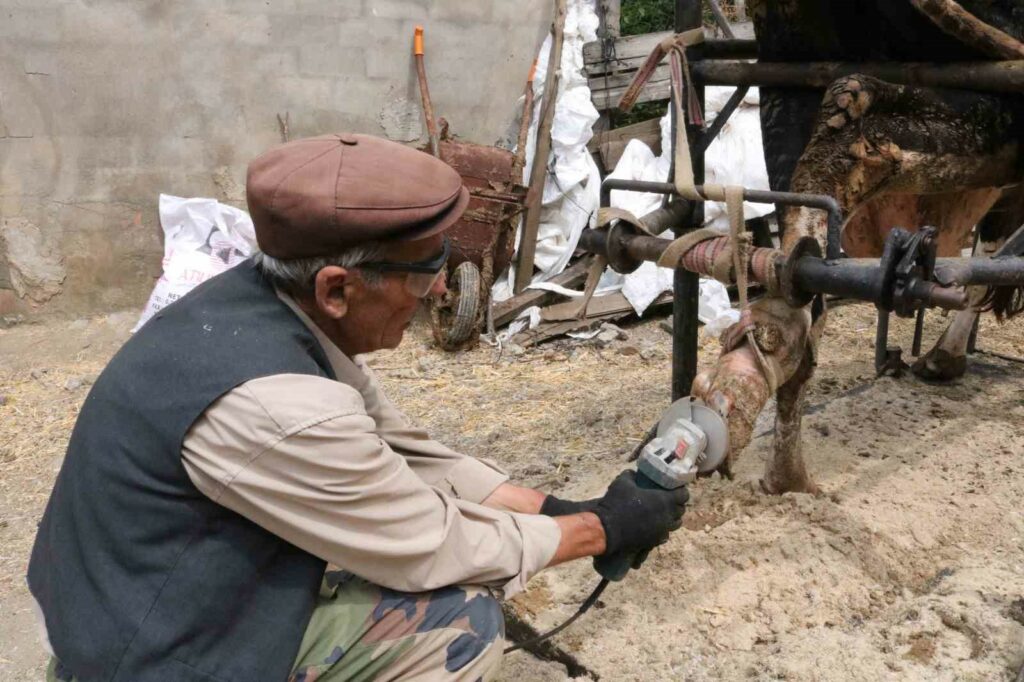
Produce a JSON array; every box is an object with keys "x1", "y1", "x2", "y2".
[{"x1": 1, "y1": 303, "x2": 1022, "y2": 681}]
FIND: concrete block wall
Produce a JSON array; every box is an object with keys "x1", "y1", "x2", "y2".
[{"x1": 0, "y1": 0, "x2": 551, "y2": 319}]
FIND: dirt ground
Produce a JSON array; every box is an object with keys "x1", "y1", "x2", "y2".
[{"x1": 1, "y1": 302, "x2": 1022, "y2": 681}]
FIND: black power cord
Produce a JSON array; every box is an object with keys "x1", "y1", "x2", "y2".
[{"x1": 504, "y1": 578, "x2": 610, "y2": 654}]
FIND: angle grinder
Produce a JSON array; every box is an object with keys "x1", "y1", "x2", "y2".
[
  {"x1": 505, "y1": 397, "x2": 729, "y2": 654},
  {"x1": 594, "y1": 396, "x2": 729, "y2": 581}
]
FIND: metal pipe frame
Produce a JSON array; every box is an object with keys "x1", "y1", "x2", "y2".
[
  {"x1": 596, "y1": 4, "x2": 1024, "y2": 404},
  {"x1": 693, "y1": 60, "x2": 1024, "y2": 94},
  {"x1": 934, "y1": 256, "x2": 1024, "y2": 287},
  {"x1": 695, "y1": 39, "x2": 759, "y2": 60},
  {"x1": 672, "y1": 0, "x2": 703, "y2": 401},
  {"x1": 577, "y1": 228, "x2": 1024, "y2": 311},
  {"x1": 706, "y1": 0, "x2": 736, "y2": 39},
  {"x1": 600, "y1": 178, "x2": 845, "y2": 260},
  {"x1": 695, "y1": 85, "x2": 749, "y2": 154}
]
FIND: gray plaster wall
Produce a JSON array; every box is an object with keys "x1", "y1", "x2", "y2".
[{"x1": 0, "y1": 0, "x2": 550, "y2": 319}]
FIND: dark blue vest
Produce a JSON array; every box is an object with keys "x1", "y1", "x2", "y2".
[{"x1": 28, "y1": 262, "x2": 334, "y2": 681}]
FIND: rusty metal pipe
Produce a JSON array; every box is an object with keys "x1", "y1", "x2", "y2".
[
  {"x1": 600, "y1": 178, "x2": 844, "y2": 259},
  {"x1": 706, "y1": 0, "x2": 735, "y2": 39},
  {"x1": 635, "y1": 200, "x2": 692, "y2": 235},
  {"x1": 692, "y1": 60, "x2": 1024, "y2": 94},
  {"x1": 693, "y1": 39, "x2": 759, "y2": 60},
  {"x1": 934, "y1": 256, "x2": 1024, "y2": 287},
  {"x1": 577, "y1": 229, "x2": 1000, "y2": 312}
]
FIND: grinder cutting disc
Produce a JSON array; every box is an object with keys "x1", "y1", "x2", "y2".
[{"x1": 656, "y1": 397, "x2": 730, "y2": 474}]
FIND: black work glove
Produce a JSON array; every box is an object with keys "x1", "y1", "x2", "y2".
[
  {"x1": 539, "y1": 495, "x2": 601, "y2": 517},
  {"x1": 593, "y1": 470, "x2": 689, "y2": 557}
]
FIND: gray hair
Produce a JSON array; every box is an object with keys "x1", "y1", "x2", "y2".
[{"x1": 252, "y1": 242, "x2": 387, "y2": 293}]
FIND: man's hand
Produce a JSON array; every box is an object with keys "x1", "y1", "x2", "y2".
[
  {"x1": 593, "y1": 470, "x2": 689, "y2": 557},
  {"x1": 543, "y1": 470, "x2": 688, "y2": 569}
]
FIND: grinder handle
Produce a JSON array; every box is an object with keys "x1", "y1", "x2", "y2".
[{"x1": 593, "y1": 471, "x2": 661, "y2": 581}]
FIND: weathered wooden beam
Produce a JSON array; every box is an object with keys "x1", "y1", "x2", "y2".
[
  {"x1": 587, "y1": 117, "x2": 662, "y2": 171},
  {"x1": 584, "y1": 33, "x2": 757, "y2": 76},
  {"x1": 591, "y1": 77, "x2": 672, "y2": 111},
  {"x1": 598, "y1": 0, "x2": 621, "y2": 39},
  {"x1": 515, "y1": 0, "x2": 569, "y2": 293},
  {"x1": 584, "y1": 30, "x2": 674, "y2": 73},
  {"x1": 493, "y1": 257, "x2": 592, "y2": 328}
]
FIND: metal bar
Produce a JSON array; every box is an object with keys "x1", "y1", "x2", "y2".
[
  {"x1": 577, "y1": 230, "x2": 992, "y2": 311},
  {"x1": 912, "y1": 306, "x2": 926, "y2": 356},
  {"x1": 698, "y1": 39, "x2": 759, "y2": 60},
  {"x1": 673, "y1": 0, "x2": 703, "y2": 401},
  {"x1": 600, "y1": 178, "x2": 845, "y2": 260},
  {"x1": 637, "y1": 200, "x2": 692, "y2": 234},
  {"x1": 692, "y1": 60, "x2": 1024, "y2": 94},
  {"x1": 706, "y1": 0, "x2": 736, "y2": 38},
  {"x1": 934, "y1": 256, "x2": 1024, "y2": 286},
  {"x1": 695, "y1": 85, "x2": 749, "y2": 154}
]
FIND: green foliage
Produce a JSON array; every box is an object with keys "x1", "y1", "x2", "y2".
[
  {"x1": 610, "y1": 101, "x2": 667, "y2": 128},
  {"x1": 620, "y1": 0, "x2": 675, "y2": 36}
]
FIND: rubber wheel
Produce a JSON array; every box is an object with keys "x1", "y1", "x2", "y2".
[{"x1": 432, "y1": 261, "x2": 481, "y2": 350}]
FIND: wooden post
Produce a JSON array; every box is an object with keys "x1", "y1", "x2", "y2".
[
  {"x1": 598, "y1": 0, "x2": 621, "y2": 39},
  {"x1": 514, "y1": 0, "x2": 568, "y2": 294}
]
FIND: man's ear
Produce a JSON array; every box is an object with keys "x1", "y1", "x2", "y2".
[{"x1": 313, "y1": 266, "x2": 354, "y2": 320}]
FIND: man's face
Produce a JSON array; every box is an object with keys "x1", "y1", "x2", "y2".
[{"x1": 311, "y1": 234, "x2": 448, "y2": 356}]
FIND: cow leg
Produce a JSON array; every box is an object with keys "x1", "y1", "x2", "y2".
[
  {"x1": 692, "y1": 298, "x2": 817, "y2": 492},
  {"x1": 762, "y1": 345, "x2": 818, "y2": 495},
  {"x1": 912, "y1": 308, "x2": 976, "y2": 380},
  {"x1": 913, "y1": 185, "x2": 1024, "y2": 379},
  {"x1": 693, "y1": 76, "x2": 1019, "y2": 494}
]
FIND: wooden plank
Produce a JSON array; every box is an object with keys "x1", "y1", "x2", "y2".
[
  {"x1": 587, "y1": 117, "x2": 663, "y2": 168},
  {"x1": 511, "y1": 291, "x2": 672, "y2": 347},
  {"x1": 586, "y1": 117, "x2": 661, "y2": 151},
  {"x1": 589, "y1": 64, "x2": 670, "y2": 91},
  {"x1": 492, "y1": 257, "x2": 592, "y2": 328},
  {"x1": 583, "y1": 31, "x2": 674, "y2": 70},
  {"x1": 584, "y1": 52, "x2": 652, "y2": 78},
  {"x1": 598, "y1": 0, "x2": 621, "y2": 39},
  {"x1": 516, "y1": 0, "x2": 568, "y2": 294},
  {"x1": 541, "y1": 291, "x2": 634, "y2": 321},
  {"x1": 510, "y1": 316, "x2": 614, "y2": 348},
  {"x1": 592, "y1": 78, "x2": 671, "y2": 111},
  {"x1": 594, "y1": 135, "x2": 661, "y2": 172}
]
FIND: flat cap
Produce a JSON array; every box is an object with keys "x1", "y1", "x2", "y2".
[{"x1": 246, "y1": 133, "x2": 469, "y2": 258}]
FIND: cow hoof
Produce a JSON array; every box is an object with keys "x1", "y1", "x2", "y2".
[
  {"x1": 759, "y1": 476, "x2": 820, "y2": 496},
  {"x1": 912, "y1": 348, "x2": 967, "y2": 382}
]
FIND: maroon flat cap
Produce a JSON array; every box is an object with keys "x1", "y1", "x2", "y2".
[{"x1": 246, "y1": 133, "x2": 469, "y2": 258}]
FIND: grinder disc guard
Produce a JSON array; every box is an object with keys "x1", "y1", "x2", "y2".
[{"x1": 657, "y1": 397, "x2": 730, "y2": 474}]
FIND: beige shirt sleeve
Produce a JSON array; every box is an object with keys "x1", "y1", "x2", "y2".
[
  {"x1": 353, "y1": 356, "x2": 510, "y2": 503},
  {"x1": 181, "y1": 373, "x2": 560, "y2": 597}
]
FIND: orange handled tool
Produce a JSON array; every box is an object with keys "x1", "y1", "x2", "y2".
[
  {"x1": 413, "y1": 26, "x2": 440, "y2": 158},
  {"x1": 414, "y1": 26, "x2": 425, "y2": 56}
]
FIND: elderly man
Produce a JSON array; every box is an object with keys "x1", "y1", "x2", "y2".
[{"x1": 29, "y1": 134, "x2": 688, "y2": 682}]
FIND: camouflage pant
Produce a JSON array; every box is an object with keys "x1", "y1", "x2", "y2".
[
  {"x1": 47, "y1": 570, "x2": 505, "y2": 682},
  {"x1": 288, "y1": 570, "x2": 505, "y2": 681}
]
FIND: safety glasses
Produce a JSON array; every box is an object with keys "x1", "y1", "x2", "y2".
[{"x1": 358, "y1": 237, "x2": 450, "y2": 297}]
